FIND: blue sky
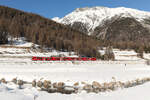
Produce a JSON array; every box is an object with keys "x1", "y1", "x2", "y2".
[{"x1": 0, "y1": 0, "x2": 150, "y2": 18}]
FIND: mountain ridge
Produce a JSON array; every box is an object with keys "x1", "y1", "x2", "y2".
[
  {"x1": 0, "y1": 5, "x2": 101, "y2": 58},
  {"x1": 53, "y1": 6, "x2": 150, "y2": 35},
  {"x1": 53, "y1": 6, "x2": 150, "y2": 53}
]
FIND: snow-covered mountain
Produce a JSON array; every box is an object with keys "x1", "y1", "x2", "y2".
[
  {"x1": 52, "y1": 7, "x2": 150, "y2": 35},
  {"x1": 52, "y1": 17, "x2": 60, "y2": 22}
]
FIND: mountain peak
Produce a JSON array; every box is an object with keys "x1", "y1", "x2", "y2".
[
  {"x1": 52, "y1": 17, "x2": 60, "y2": 22},
  {"x1": 75, "y1": 6, "x2": 109, "y2": 12},
  {"x1": 53, "y1": 6, "x2": 150, "y2": 35}
]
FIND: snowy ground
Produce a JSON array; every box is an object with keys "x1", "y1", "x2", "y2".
[
  {"x1": 0, "y1": 63, "x2": 150, "y2": 83},
  {"x1": 0, "y1": 39, "x2": 150, "y2": 100},
  {"x1": 0, "y1": 64, "x2": 150, "y2": 100},
  {"x1": 1, "y1": 81, "x2": 150, "y2": 100}
]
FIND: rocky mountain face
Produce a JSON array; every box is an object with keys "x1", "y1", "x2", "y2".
[
  {"x1": 53, "y1": 7, "x2": 150, "y2": 52},
  {"x1": 94, "y1": 17, "x2": 150, "y2": 43},
  {"x1": 53, "y1": 7, "x2": 150, "y2": 35}
]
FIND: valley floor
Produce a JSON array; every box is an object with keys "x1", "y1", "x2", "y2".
[
  {"x1": 0, "y1": 43, "x2": 150, "y2": 100},
  {"x1": 0, "y1": 63, "x2": 150, "y2": 100}
]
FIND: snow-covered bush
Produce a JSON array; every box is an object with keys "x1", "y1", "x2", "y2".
[
  {"x1": 103, "y1": 46, "x2": 115, "y2": 60},
  {"x1": 1, "y1": 78, "x2": 7, "y2": 84},
  {"x1": 146, "y1": 60, "x2": 150, "y2": 65},
  {"x1": 63, "y1": 86, "x2": 75, "y2": 94},
  {"x1": 52, "y1": 82, "x2": 58, "y2": 88},
  {"x1": 73, "y1": 82, "x2": 79, "y2": 87},
  {"x1": 47, "y1": 88, "x2": 57, "y2": 93},
  {"x1": 17, "y1": 80, "x2": 24, "y2": 89},
  {"x1": 37, "y1": 81, "x2": 43, "y2": 88},
  {"x1": 83, "y1": 84, "x2": 93, "y2": 93},
  {"x1": 32, "y1": 80, "x2": 36, "y2": 87},
  {"x1": 12, "y1": 78, "x2": 17, "y2": 84},
  {"x1": 92, "y1": 81, "x2": 102, "y2": 89},
  {"x1": 57, "y1": 82, "x2": 65, "y2": 93},
  {"x1": 43, "y1": 80, "x2": 51, "y2": 89}
]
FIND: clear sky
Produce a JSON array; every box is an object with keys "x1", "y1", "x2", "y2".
[{"x1": 0, "y1": 0, "x2": 150, "y2": 19}]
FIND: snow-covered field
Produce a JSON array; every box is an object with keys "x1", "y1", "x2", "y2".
[
  {"x1": 0, "y1": 39, "x2": 150, "y2": 100},
  {"x1": 1, "y1": 63, "x2": 150, "y2": 83},
  {"x1": 1, "y1": 81, "x2": 150, "y2": 100},
  {"x1": 0, "y1": 63, "x2": 150, "y2": 100}
]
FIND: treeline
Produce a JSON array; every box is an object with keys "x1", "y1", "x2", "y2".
[{"x1": 0, "y1": 6, "x2": 101, "y2": 58}]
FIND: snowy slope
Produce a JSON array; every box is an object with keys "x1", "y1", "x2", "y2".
[{"x1": 53, "y1": 7, "x2": 150, "y2": 35}]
